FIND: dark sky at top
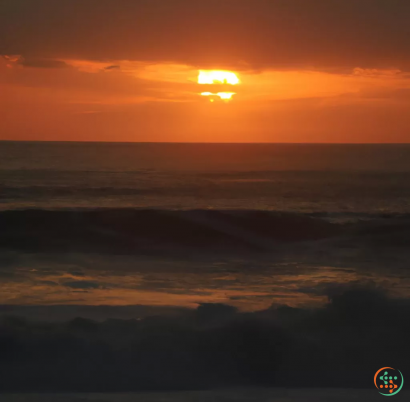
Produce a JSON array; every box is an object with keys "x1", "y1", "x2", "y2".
[{"x1": 1, "y1": 0, "x2": 410, "y2": 71}]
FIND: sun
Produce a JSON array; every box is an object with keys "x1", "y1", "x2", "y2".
[
  {"x1": 198, "y1": 70, "x2": 240, "y2": 85},
  {"x1": 198, "y1": 70, "x2": 240, "y2": 101}
]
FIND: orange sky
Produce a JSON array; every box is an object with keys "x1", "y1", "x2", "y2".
[{"x1": 1, "y1": 0, "x2": 410, "y2": 143}]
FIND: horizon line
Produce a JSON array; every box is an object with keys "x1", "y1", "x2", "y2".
[{"x1": 1, "y1": 140, "x2": 410, "y2": 145}]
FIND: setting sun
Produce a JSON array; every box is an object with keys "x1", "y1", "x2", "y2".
[
  {"x1": 198, "y1": 70, "x2": 240, "y2": 85},
  {"x1": 198, "y1": 70, "x2": 239, "y2": 101}
]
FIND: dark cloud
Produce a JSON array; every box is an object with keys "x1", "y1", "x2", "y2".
[
  {"x1": 0, "y1": 272, "x2": 15, "y2": 278},
  {"x1": 16, "y1": 56, "x2": 70, "y2": 69},
  {"x1": 39, "y1": 280, "x2": 59, "y2": 286},
  {"x1": 104, "y1": 65, "x2": 120, "y2": 70},
  {"x1": 0, "y1": 288, "x2": 409, "y2": 392},
  {"x1": 63, "y1": 280, "x2": 102, "y2": 289},
  {"x1": 0, "y1": 0, "x2": 410, "y2": 71},
  {"x1": 0, "y1": 304, "x2": 188, "y2": 322},
  {"x1": 297, "y1": 280, "x2": 382, "y2": 296}
]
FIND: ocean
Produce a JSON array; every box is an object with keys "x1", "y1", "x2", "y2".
[
  {"x1": 1, "y1": 142, "x2": 410, "y2": 215},
  {"x1": 0, "y1": 142, "x2": 409, "y2": 394}
]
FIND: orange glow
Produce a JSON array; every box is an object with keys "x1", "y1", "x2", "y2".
[
  {"x1": 198, "y1": 70, "x2": 240, "y2": 85},
  {"x1": 3, "y1": 54, "x2": 410, "y2": 142}
]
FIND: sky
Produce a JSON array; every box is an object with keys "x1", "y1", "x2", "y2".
[{"x1": 1, "y1": 0, "x2": 410, "y2": 143}]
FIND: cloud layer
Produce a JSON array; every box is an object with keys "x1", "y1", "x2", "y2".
[{"x1": 1, "y1": 0, "x2": 410, "y2": 71}]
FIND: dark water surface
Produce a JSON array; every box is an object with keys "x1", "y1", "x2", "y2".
[
  {"x1": 0, "y1": 142, "x2": 409, "y2": 393},
  {"x1": 1, "y1": 142, "x2": 410, "y2": 214}
]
